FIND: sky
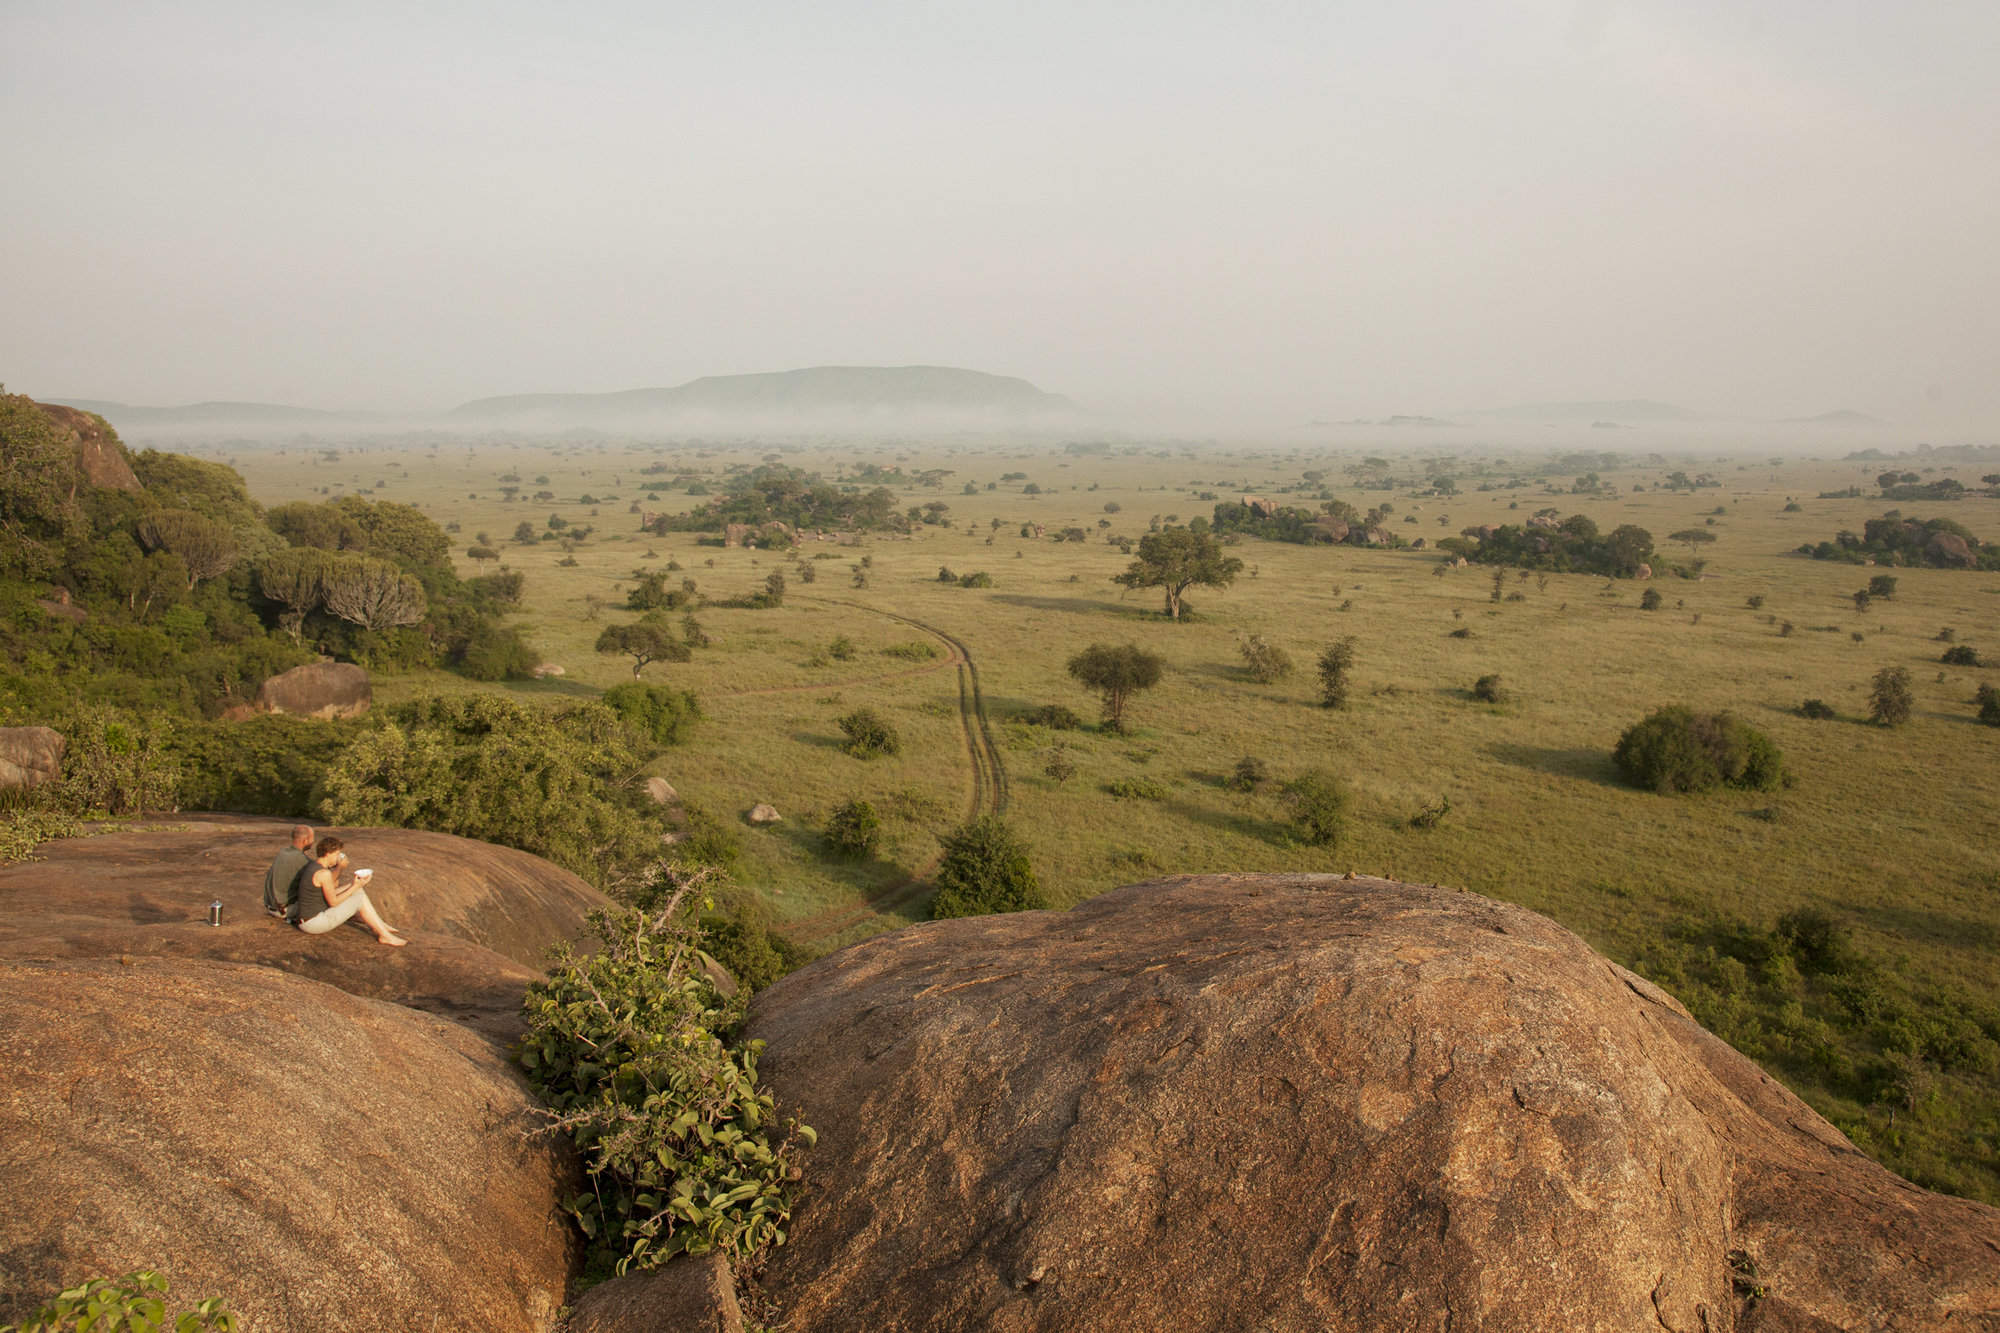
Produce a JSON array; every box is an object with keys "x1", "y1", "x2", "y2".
[{"x1": 4, "y1": 1, "x2": 1997, "y2": 430}]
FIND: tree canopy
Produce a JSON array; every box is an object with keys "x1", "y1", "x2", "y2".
[
  {"x1": 1067, "y1": 642, "x2": 1165, "y2": 731},
  {"x1": 1114, "y1": 526, "x2": 1244, "y2": 620}
]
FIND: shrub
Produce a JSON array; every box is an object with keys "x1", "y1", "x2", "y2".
[
  {"x1": 1612, "y1": 706, "x2": 1785, "y2": 794},
  {"x1": 1238, "y1": 635, "x2": 1295, "y2": 684},
  {"x1": 1746, "y1": 594, "x2": 1765, "y2": 610},
  {"x1": 52, "y1": 709, "x2": 182, "y2": 817},
  {"x1": 1409, "y1": 795, "x2": 1452, "y2": 829},
  {"x1": 1022, "y1": 704, "x2": 1084, "y2": 730},
  {"x1": 957, "y1": 571, "x2": 993, "y2": 588},
  {"x1": 1799, "y1": 698, "x2": 1836, "y2": 720},
  {"x1": 1281, "y1": 770, "x2": 1348, "y2": 846},
  {"x1": 1942, "y1": 645, "x2": 1981, "y2": 667},
  {"x1": 1472, "y1": 673, "x2": 1505, "y2": 703},
  {"x1": 1315, "y1": 638, "x2": 1357, "y2": 709},
  {"x1": 827, "y1": 636, "x2": 856, "y2": 661},
  {"x1": 1868, "y1": 666, "x2": 1914, "y2": 726},
  {"x1": 1868, "y1": 574, "x2": 1899, "y2": 599},
  {"x1": 824, "y1": 798, "x2": 881, "y2": 858},
  {"x1": 1640, "y1": 587, "x2": 1664, "y2": 611},
  {"x1": 1104, "y1": 776, "x2": 1167, "y2": 800},
  {"x1": 2, "y1": 1270, "x2": 238, "y2": 1332},
  {"x1": 1229, "y1": 755, "x2": 1269, "y2": 792},
  {"x1": 1977, "y1": 684, "x2": 2000, "y2": 727},
  {"x1": 175, "y1": 714, "x2": 356, "y2": 815},
  {"x1": 1042, "y1": 749, "x2": 1077, "y2": 784},
  {"x1": 519, "y1": 872, "x2": 813, "y2": 1275},
  {"x1": 601, "y1": 683, "x2": 702, "y2": 747},
  {"x1": 929, "y1": 816, "x2": 1046, "y2": 918},
  {"x1": 881, "y1": 640, "x2": 938, "y2": 661},
  {"x1": 837, "y1": 708, "x2": 899, "y2": 759},
  {"x1": 663, "y1": 801, "x2": 740, "y2": 874},
  {"x1": 697, "y1": 887, "x2": 812, "y2": 992}
]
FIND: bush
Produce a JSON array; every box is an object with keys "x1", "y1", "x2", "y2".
[
  {"x1": 929, "y1": 816, "x2": 1045, "y2": 918},
  {"x1": 1976, "y1": 684, "x2": 2000, "y2": 727},
  {"x1": 824, "y1": 798, "x2": 881, "y2": 858},
  {"x1": 175, "y1": 714, "x2": 356, "y2": 814},
  {"x1": 2, "y1": 1269, "x2": 238, "y2": 1332},
  {"x1": 881, "y1": 641, "x2": 938, "y2": 661},
  {"x1": 697, "y1": 887, "x2": 813, "y2": 992},
  {"x1": 1238, "y1": 635, "x2": 1294, "y2": 684},
  {"x1": 1315, "y1": 639, "x2": 1357, "y2": 709},
  {"x1": 1472, "y1": 673, "x2": 1505, "y2": 703},
  {"x1": 836, "y1": 708, "x2": 899, "y2": 759},
  {"x1": 1229, "y1": 756, "x2": 1269, "y2": 792},
  {"x1": 1612, "y1": 706, "x2": 1785, "y2": 794},
  {"x1": 1799, "y1": 698, "x2": 1836, "y2": 720},
  {"x1": 663, "y1": 801, "x2": 740, "y2": 874},
  {"x1": 1409, "y1": 795, "x2": 1452, "y2": 829},
  {"x1": 1942, "y1": 645, "x2": 1981, "y2": 667},
  {"x1": 1042, "y1": 749, "x2": 1077, "y2": 784},
  {"x1": 957, "y1": 571, "x2": 994, "y2": 588},
  {"x1": 1021, "y1": 704, "x2": 1084, "y2": 730},
  {"x1": 1104, "y1": 776, "x2": 1167, "y2": 800},
  {"x1": 1282, "y1": 770, "x2": 1348, "y2": 846},
  {"x1": 602, "y1": 682, "x2": 702, "y2": 747},
  {"x1": 1640, "y1": 587, "x2": 1664, "y2": 611},
  {"x1": 827, "y1": 636, "x2": 856, "y2": 661},
  {"x1": 519, "y1": 872, "x2": 813, "y2": 1275},
  {"x1": 1869, "y1": 666, "x2": 1914, "y2": 726},
  {"x1": 52, "y1": 708, "x2": 182, "y2": 817}
]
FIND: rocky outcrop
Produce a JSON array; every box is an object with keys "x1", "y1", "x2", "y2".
[
  {"x1": 747, "y1": 803, "x2": 782, "y2": 825},
  {"x1": 644, "y1": 777, "x2": 679, "y2": 805},
  {"x1": 0, "y1": 726, "x2": 65, "y2": 791},
  {"x1": 722, "y1": 875, "x2": 1998, "y2": 1332},
  {"x1": 0, "y1": 816, "x2": 611, "y2": 1040},
  {"x1": 0, "y1": 956, "x2": 575, "y2": 1332},
  {"x1": 255, "y1": 661, "x2": 371, "y2": 719},
  {"x1": 1927, "y1": 531, "x2": 1976, "y2": 568},
  {"x1": 33, "y1": 401, "x2": 142, "y2": 492}
]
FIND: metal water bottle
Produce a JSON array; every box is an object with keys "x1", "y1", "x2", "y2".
[{"x1": 208, "y1": 900, "x2": 224, "y2": 927}]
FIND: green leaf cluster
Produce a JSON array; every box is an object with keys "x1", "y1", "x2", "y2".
[
  {"x1": 519, "y1": 874, "x2": 813, "y2": 1275},
  {"x1": 1, "y1": 1269, "x2": 236, "y2": 1332},
  {"x1": 1612, "y1": 705, "x2": 1785, "y2": 794}
]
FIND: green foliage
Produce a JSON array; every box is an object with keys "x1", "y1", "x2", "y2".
[
  {"x1": 1800, "y1": 698, "x2": 1837, "y2": 720},
  {"x1": 1042, "y1": 748, "x2": 1077, "y2": 784},
  {"x1": 602, "y1": 683, "x2": 702, "y2": 747},
  {"x1": 929, "y1": 816, "x2": 1046, "y2": 918},
  {"x1": 1113, "y1": 526, "x2": 1244, "y2": 620},
  {"x1": 1315, "y1": 638, "x2": 1357, "y2": 709},
  {"x1": 957, "y1": 571, "x2": 994, "y2": 588},
  {"x1": 1942, "y1": 645, "x2": 1980, "y2": 667},
  {"x1": 1612, "y1": 706, "x2": 1786, "y2": 794},
  {"x1": 1238, "y1": 635, "x2": 1294, "y2": 684},
  {"x1": 1281, "y1": 770, "x2": 1348, "y2": 846},
  {"x1": 663, "y1": 801, "x2": 741, "y2": 875},
  {"x1": 519, "y1": 873, "x2": 812, "y2": 1274},
  {"x1": 1, "y1": 1269, "x2": 237, "y2": 1333},
  {"x1": 1462, "y1": 515, "x2": 1656, "y2": 577},
  {"x1": 1976, "y1": 684, "x2": 2000, "y2": 727},
  {"x1": 52, "y1": 708, "x2": 183, "y2": 816},
  {"x1": 1229, "y1": 755, "x2": 1269, "y2": 792},
  {"x1": 1869, "y1": 666, "x2": 1915, "y2": 726},
  {"x1": 823, "y1": 797, "x2": 881, "y2": 858},
  {"x1": 826, "y1": 636, "x2": 855, "y2": 662},
  {"x1": 173, "y1": 714, "x2": 356, "y2": 814},
  {"x1": 696, "y1": 887, "x2": 813, "y2": 992},
  {"x1": 1799, "y1": 514, "x2": 2000, "y2": 570},
  {"x1": 881, "y1": 640, "x2": 937, "y2": 661},
  {"x1": 1021, "y1": 703, "x2": 1083, "y2": 730},
  {"x1": 644, "y1": 464, "x2": 899, "y2": 535},
  {"x1": 0, "y1": 393, "x2": 86, "y2": 581},
  {"x1": 1472, "y1": 673, "x2": 1505, "y2": 704},
  {"x1": 1104, "y1": 776, "x2": 1167, "y2": 800},
  {"x1": 1066, "y1": 642, "x2": 1165, "y2": 732},
  {"x1": 317, "y1": 694, "x2": 654, "y2": 890},
  {"x1": 836, "y1": 708, "x2": 899, "y2": 759},
  {"x1": 1868, "y1": 574, "x2": 1900, "y2": 599},
  {"x1": 1409, "y1": 795, "x2": 1453, "y2": 829},
  {"x1": 0, "y1": 804, "x2": 85, "y2": 865},
  {"x1": 1639, "y1": 587, "x2": 1663, "y2": 611},
  {"x1": 596, "y1": 621, "x2": 692, "y2": 677}
]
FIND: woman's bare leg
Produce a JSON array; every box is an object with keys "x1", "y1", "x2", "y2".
[{"x1": 350, "y1": 890, "x2": 407, "y2": 946}]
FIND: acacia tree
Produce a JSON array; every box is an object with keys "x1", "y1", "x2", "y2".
[
  {"x1": 1114, "y1": 526, "x2": 1244, "y2": 620},
  {"x1": 1869, "y1": 666, "x2": 1914, "y2": 726},
  {"x1": 1316, "y1": 638, "x2": 1358, "y2": 709},
  {"x1": 596, "y1": 621, "x2": 692, "y2": 677},
  {"x1": 136, "y1": 507, "x2": 238, "y2": 589},
  {"x1": 322, "y1": 555, "x2": 428, "y2": 630},
  {"x1": 1066, "y1": 642, "x2": 1164, "y2": 732},
  {"x1": 1668, "y1": 528, "x2": 1718, "y2": 562}
]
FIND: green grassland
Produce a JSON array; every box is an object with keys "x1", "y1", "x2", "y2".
[{"x1": 219, "y1": 435, "x2": 2000, "y2": 1196}]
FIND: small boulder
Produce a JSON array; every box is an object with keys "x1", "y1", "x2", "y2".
[
  {"x1": 644, "y1": 777, "x2": 679, "y2": 806},
  {"x1": 747, "y1": 803, "x2": 782, "y2": 825},
  {"x1": 570, "y1": 1252, "x2": 742, "y2": 1333},
  {"x1": 255, "y1": 661, "x2": 371, "y2": 719},
  {"x1": 531, "y1": 663, "x2": 566, "y2": 678},
  {"x1": 1636, "y1": 563, "x2": 1652, "y2": 580},
  {"x1": 0, "y1": 726, "x2": 65, "y2": 791}
]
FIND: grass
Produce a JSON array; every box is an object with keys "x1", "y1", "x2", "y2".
[{"x1": 215, "y1": 436, "x2": 2000, "y2": 1197}]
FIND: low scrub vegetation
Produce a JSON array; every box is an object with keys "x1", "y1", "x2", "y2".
[
  {"x1": 929, "y1": 816, "x2": 1046, "y2": 918},
  {"x1": 1612, "y1": 706, "x2": 1784, "y2": 794}
]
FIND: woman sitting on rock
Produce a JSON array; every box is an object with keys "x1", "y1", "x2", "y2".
[{"x1": 294, "y1": 836, "x2": 406, "y2": 947}]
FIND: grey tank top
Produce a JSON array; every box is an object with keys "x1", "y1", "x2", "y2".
[{"x1": 293, "y1": 862, "x2": 333, "y2": 923}]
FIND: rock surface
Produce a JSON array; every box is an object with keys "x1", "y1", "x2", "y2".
[
  {"x1": 738, "y1": 875, "x2": 2000, "y2": 1332},
  {"x1": 747, "y1": 803, "x2": 781, "y2": 825},
  {"x1": 0, "y1": 956, "x2": 575, "y2": 1332},
  {"x1": 254, "y1": 661, "x2": 372, "y2": 719},
  {"x1": 34, "y1": 401, "x2": 142, "y2": 492},
  {"x1": 569, "y1": 1252, "x2": 742, "y2": 1333},
  {"x1": 0, "y1": 726, "x2": 65, "y2": 790},
  {"x1": 644, "y1": 776, "x2": 679, "y2": 805},
  {"x1": 0, "y1": 816, "x2": 610, "y2": 1041}
]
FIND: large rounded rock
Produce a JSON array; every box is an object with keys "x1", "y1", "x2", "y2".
[
  {"x1": 33, "y1": 401, "x2": 142, "y2": 492},
  {"x1": 255, "y1": 661, "x2": 372, "y2": 719},
  {"x1": 0, "y1": 816, "x2": 611, "y2": 1041},
  {"x1": 0, "y1": 726, "x2": 65, "y2": 791},
  {"x1": 0, "y1": 957, "x2": 575, "y2": 1332},
  {"x1": 736, "y1": 875, "x2": 1999, "y2": 1332}
]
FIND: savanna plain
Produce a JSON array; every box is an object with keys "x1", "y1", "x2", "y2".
[{"x1": 194, "y1": 433, "x2": 2000, "y2": 1203}]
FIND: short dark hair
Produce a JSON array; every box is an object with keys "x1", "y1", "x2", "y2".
[{"x1": 315, "y1": 836, "x2": 344, "y2": 858}]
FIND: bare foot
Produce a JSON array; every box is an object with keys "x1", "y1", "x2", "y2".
[{"x1": 378, "y1": 933, "x2": 409, "y2": 948}]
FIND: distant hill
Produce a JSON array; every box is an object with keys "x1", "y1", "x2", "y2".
[
  {"x1": 449, "y1": 365, "x2": 1077, "y2": 428},
  {"x1": 1460, "y1": 399, "x2": 1702, "y2": 424},
  {"x1": 1785, "y1": 408, "x2": 1887, "y2": 426},
  {"x1": 47, "y1": 399, "x2": 361, "y2": 430}
]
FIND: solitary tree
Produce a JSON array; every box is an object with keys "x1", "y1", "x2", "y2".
[
  {"x1": 1066, "y1": 642, "x2": 1165, "y2": 732},
  {"x1": 1238, "y1": 635, "x2": 1294, "y2": 683},
  {"x1": 1282, "y1": 770, "x2": 1349, "y2": 846},
  {"x1": 1868, "y1": 666, "x2": 1914, "y2": 726},
  {"x1": 1316, "y1": 638, "x2": 1358, "y2": 708},
  {"x1": 929, "y1": 816, "x2": 1046, "y2": 918},
  {"x1": 1668, "y1": 528, "x2": 1718, "y2": 562},
  {"x1": 595, "y1": 621, "x2": 691, "y2": 677},
  {"x1": 1113, "y1": 526, "x2": 1244, "y2": 620},
  {"x1": 322, "y1": 556, "x2": 427, "y2": 630}
]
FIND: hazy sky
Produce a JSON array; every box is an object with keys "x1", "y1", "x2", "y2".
[{"x1": 4, "y1": 1, "x2": 1996, "y2": 428}]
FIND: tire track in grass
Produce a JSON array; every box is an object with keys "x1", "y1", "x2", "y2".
[{"x1": 786, "y1": 597, "x2": 1007, "y2": 944}]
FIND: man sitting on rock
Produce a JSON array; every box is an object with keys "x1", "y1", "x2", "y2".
[
  {"x1": 263, "y1": 824, "x2": 315, "y2": 920},
  {"x1": 294, "y1": 836, "x2": 407, "y2": 947}
]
